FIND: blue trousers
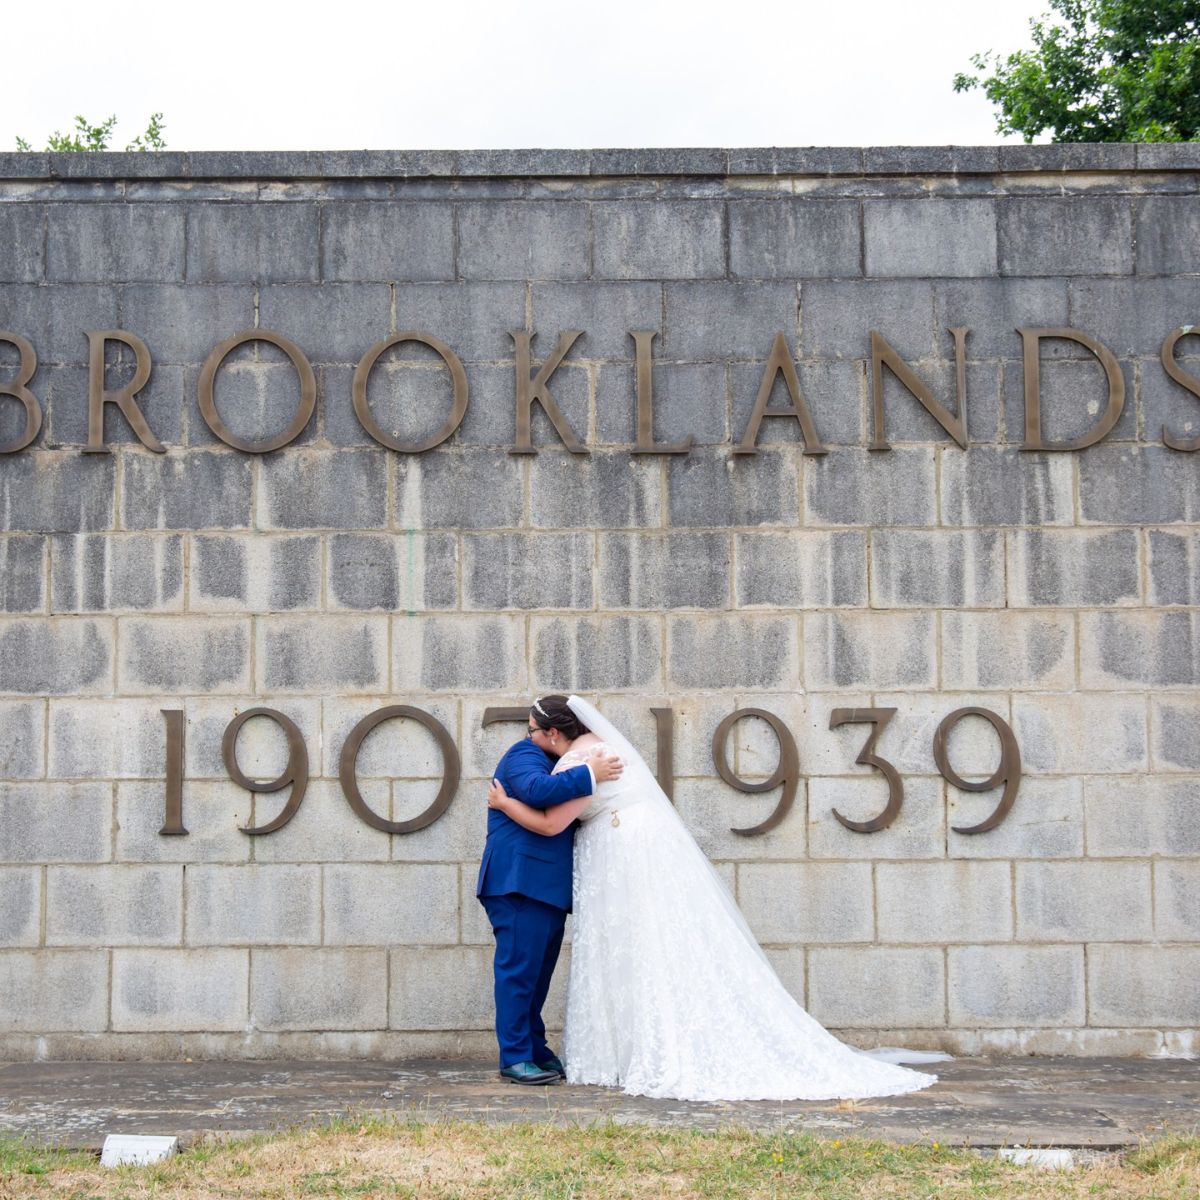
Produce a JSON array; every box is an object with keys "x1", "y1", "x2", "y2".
[{"x1": 479, "y1": 893, "x2": 566, "y2": 1068}]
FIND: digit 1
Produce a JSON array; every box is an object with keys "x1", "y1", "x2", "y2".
[{"x1": 159, "y1": 708, "x2": 187, "y2": 835}]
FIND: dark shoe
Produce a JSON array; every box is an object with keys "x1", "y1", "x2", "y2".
[
  {"x1": 500, "y1": 1061, "x2": 559, "y2": 1086},
  {"x1": 536, "y1": 1054, "x2": 566, "y2": 1079}
]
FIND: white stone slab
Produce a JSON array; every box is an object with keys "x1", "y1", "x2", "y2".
[{"x1": 100, "y1": 1134, "x2": 178, "y2": 1167}]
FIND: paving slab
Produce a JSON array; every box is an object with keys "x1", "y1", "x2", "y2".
[{"x1": 0, "y1": 1058, "x2": 1196, "y2": 1151}]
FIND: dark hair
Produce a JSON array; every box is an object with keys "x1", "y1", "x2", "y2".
[{"x1": 531, "y1": 694, "x2": 589, "y2": 740}]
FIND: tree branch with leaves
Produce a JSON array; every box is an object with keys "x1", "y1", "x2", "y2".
[{"x1": 16, "y1": 113, "x2": 166, "y2": 152}]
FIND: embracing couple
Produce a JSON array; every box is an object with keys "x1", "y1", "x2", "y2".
[{"x1": 476, "y1": 694, "x2": 941, "y2": 1102}]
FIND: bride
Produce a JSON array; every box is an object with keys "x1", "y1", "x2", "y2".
[{"x1": 486, "y1": 693, "x2": 940, "y2": 1103}]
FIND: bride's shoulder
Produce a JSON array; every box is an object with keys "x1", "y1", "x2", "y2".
[{"x1": 557, "y1": 735, "x2": 620, "y2": 768}]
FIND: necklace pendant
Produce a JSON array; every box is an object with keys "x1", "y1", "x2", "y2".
[{"x1": 611, "y1": 811, "x2": 620, "y2": 827}]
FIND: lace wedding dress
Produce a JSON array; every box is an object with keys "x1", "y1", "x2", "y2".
[{"x1": 553, "y1": 695, "x2": 939, "y2": 1102}]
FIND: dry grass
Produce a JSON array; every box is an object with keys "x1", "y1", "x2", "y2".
[{"x1": 2, "y1": 1117, "x2": 1198, "y2": 1199}]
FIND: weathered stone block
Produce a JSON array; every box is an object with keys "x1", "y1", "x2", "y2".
[
  {"x1": 932, "y1": 279, "x2": 1069, "y2": 359},
  {"x1": 0, "y1": 782, "x2": 110, "y2": 863},
  {"x1": 328, "y1": 533, "x2": 456, "y2": 611},
  {"x1": 878, "y1": 861, "x2": 1012, "y2": 942},
  {"x1": 671, "y1": 777, "x2": 806, "y2": 861},
  {"x1": 809, "y1": 775, "x2": 945, "y2": 860},
  {"x1": 1015, "y1": 694, "x2": 1148, "y2": 774},
  {"x1": 1155, "y1": 861, "x2": 1200, "y2": 941},
  {"x1": 118, "y1": 284, "x2": 255, "y2": 365},
  {"x1": 942, "y1": 612, "x2": 1075, "y2": 691},
  {"x1": 0, "y1": 950, "x2": 108, "y2": 1031},
  {"x1": 0, "y1": 283, "x2": 114, "y2": 366},
  {"x1": 530, "y1": 282, "x2": 662, "y2": 362},
  {"x1": 805, "y1": 448, "x2": 936, "y2": 527},
  {"x1": 46, "y1": 864, "x2": 182, "y2": 946},
  {"x1": 458, "y1": 202, "x2": 590, "y2": 280},
  {"x1": 941, "y1": 448, "x2": 1074, "y2": 526},
  {"x1": 1088, "y1": 944, "x2": 1200, "y2": 1026},
  {"x1": 729, "y1": 200, "x2": 861, "y2": 279},
  {"x1": 250, "y1": 948, "x2": 387, "y2": 1030},
  {"x1": 258, "y1": 615, "x2": 388, "y2": 693},
  {"x1": 393, "y1": 283, "x2": 526, "y2": 362},
  {"x1": 394, "y1": 615, "x2": 526, "y2": 692},
  {"x1": 1079, "y1": 611, "x2": 1200, "y2": 688},
  {"x1": 122, "y1": 450, "x2": 252, "y2": 530},
  {"x1": 1136, "y1": 196, "x2": 1200, "y2": 274},
  {"x1": 49, "y1": 699, "x2": 169, "y2": 779},
  {"x1": 0, "y1": 204, "x2": 44, "y2": 282},
  {"x1": 188, "y1": 354, "x2": 317, "y2": 449},
  {"x1": 324, "y1": 863, "x2": 458, "y2": 945},
  {"x1": 1008, "y1": 529, "x2": 1140, "y2": 607},
  {"x1": 1070, "y1": 277, "x2": 1200, "y2": 359},
  {"x1": 118, "y1": 617, "x2": 249, "y2": 694},
  {"x1": 668, "y1": 614, "x2": 798, "y2": 690},
  {"x1": 47, "y1": 203, "x2": 184, "y2": 282},
  {"x1": 115, "y1": 781, "x2": 251, "y2": 864},
  {"x1": 596, "y1": 361, "x2": 730, "y2": 447},
  {"x1": 1151, "y1": 696, "x2": 1200, "y2": 771},
  {"x1": 865, "y1": 199, "x2": 997, "y2": 277},
  {"x1": 599, "y1": 532, "x2": 730, "y2": 609},
  {"x1": 463, "y1": 360, "x2": 590, "y2": 450},
  {"x1": 48, "y1": 359, "x2": 185, "y2": 449},
  {"x1": 998, "y1": 198, "x2": 1132, "y2": 276},
  {"x1": 804, "y1": 612, "x2": 936, "y2": 690},
  {"x1": 1084, "y1": 777, "x2": 1200, "y2": 857},
  {"x1": 801, "y1": 281, "x2": 936, "y2": 361},
  {"x1": 0, "y1": 537, "x2": 46, "y2": 612},
  {"x1": 185, "y1": 864, "x2": 321, "y2": 945},
  {"x1": 949, "y1": 778, "x2": 1084, "y2": 859},
  {"x1": 181, "y1": 697, "x2": 321, "y2": 781},
  {"x1": 872, "y1": 530, "x2": 1004, "y2": 608},
  {"x1": 322, "y1": 697, "x2": 458, "y2": 779},
  {"x1": 1080, "y1": 445, "x2": 1200, "y2": 525},
  {"x1": 187, "y1": 202, "x2": 319, "y2": 283},
  {"x1": 258, "y1": 284, "x2": 391, "y2": 366},
  {"x1": 738, "y1": 862, "x2": 874, "y2": 944},
  {"x1": 0, "y1": 618, "x2": 112, "y2": 694},
  {"x1": 190, "y1": 534, "x2": 321, "y2": 612},
  {"x1": 51, "y1": 534, "x2": 183, "y2": 612},
  {"x1": 1016, "y1": 861, "x2": 1151, "y2": 941},
  {"x1": 593, "y1": 201, "x2": 725, "y2": 280},
  {"x1": 730, "y1": 359, "x2": 863, "y2": 449},
  {"x1": 1140, "y1": 353, "x2": 1200, "y2": 450},
  {"x1": 0, "y1": 453, "x2": 115, "y2": 532},
  {"x1": 1147, "y1": 530, "x2": 1200, "y2": 606},
  {"x1": 463, "y1": 533, "x2": 592, "y2": 610},
  {"x1": 112, "y1": 947, "x2": 248, "y2": 1032},
  {"x1": 532, "y1": 615, "x2": 663, "y2": 691},
  {"x1": 735, "y1": 530, "x2": 866, "y2": 608},
  {"x1": 0, "y1": 867, "x2": 39, "y2": 947},
  {"x1": 1002, "y1": 356, "x2": 1136, "y2": 447},
  {"x1": 668, "y1": 448, "x2": 799, "y2": 527},
  {"x1": 663, "y1": 282, "x2": 798, "y2": 359},
  {"x1": 949, "y1": 946, "x2": 1084, "y2": 1027},
  {"x1": 321, "y1": 201, "x2": 454, "y2": 282},
  {"x1": 530, "y1": 453, "x2": 661, "y2": 529},
  {"x1": 257, "y1": 450, "x2": 387, "y2": 530},
  {"x1": 870, "y1": 693, "x2": 1009, "y2": 778},
  {"x1": 0, "y1": 701, "x2": 44, "y2": 779},
  {"x1": 808, "y1": 948, "x2": 945, "y2": 1029},
  {"x1": 389, "y1": 945, "x2": 496, "y2": 1030}
]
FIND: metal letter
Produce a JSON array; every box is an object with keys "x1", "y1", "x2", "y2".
[
  {"x1": 1018, "y1": 327, "x2": 1125, "y2": 451},
  {"x1": 0, "y1": 332, "x2": 43, "y2": 454},
  {"x1": 223, "y1": 708, "x2": 309, "y2": 835},
  {"x1": 650, "y1": 706, "x2": 676, "y2": 802},
  {"x1": 1160, "y1": 325, "x2": 1200, "y2": 452},
  {"x1": 711, "y1": 708, "x2": 799, "y2": 836},
  {"x1": 339, "y1": 705, "x2": 460, "y2": 834},
  {"x1": 198, "y1": 330, "x2": 316, "y2": 453},
  {"x1": 352, "y1": 331, "x2": 469, "y2": 452},
  {"x1": 870, "y1": 329, "x2": 969, "y2": 450},
  {"x1": 933, "y1": 706, "x2": 1021, "y2": 835},
  {"x1": 159, "y1": 709, "x2": 187, "y2": 836},
  {"x1": 734, "y1": 333, "x2": 828, "y2": 456},
  {"x1": 828, "y1": 707, "x2": 903, "y2": 832},
  {"x1": 630, "y1": 332, "x2": 691, "y2": 455},
  {"x1": 510, "y1": 330, "x2": 586, "y2": 454},
  {"x1": 84, "y1": 330, "x2": 162, "y2": 454}
]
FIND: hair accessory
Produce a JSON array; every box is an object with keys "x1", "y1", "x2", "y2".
[{"x1": 532, "y1": 698, "x2": 549, "y2": 718}]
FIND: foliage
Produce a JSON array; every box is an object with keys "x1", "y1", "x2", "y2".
[
  {"x1": 954, "y1": 0, "x2": 1200, "y2": 142},
  {"x1": 15, "y1": 112, "x2": 166, "y2": 153}
]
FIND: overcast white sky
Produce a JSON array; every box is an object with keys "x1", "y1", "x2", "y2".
[{"x1": 7, "y1": 0, "x2": 1047, "y2": 151}]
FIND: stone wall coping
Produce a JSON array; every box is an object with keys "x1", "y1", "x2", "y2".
[{"x1": 1, "y1": 144, "x2": 1198, "y2": 181}]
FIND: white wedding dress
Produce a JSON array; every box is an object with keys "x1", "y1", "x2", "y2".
[{"x1": 552, "y1": 695, "x2": 939, "y2": 1102}]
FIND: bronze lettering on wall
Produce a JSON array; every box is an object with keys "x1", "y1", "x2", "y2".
[
  {"x1": 85, "y1": 330, "x2": 161, "y2": 454},
  {"x1": 1019, "y1": 327, "x2": 1126, "y2": 451},
  {"x1": 223, "y1": 707, "x2": 310, "y2": 834},
  {"x1": 510, "y1": 330, "x2": 586, "y2": 454},
  {"x1": 828, "y1": 707, "x2": 903, "y2": 832},
  {"x1": 630, "y1": 331, "x2": 692, "y2": 455},
  {"x1": 1160, "y1": 325, "x2": 1200, "y2": 453},
  {"x1": 869, "y1": 329, "x2": 969, "y2": 450},
  {"x1": 735, "y1": 333, "x2": 828, "y2": 455},
  {"x1": 710, "y1": 708, "x2": 800, "y2": 835},
  {"x1": 0, "y1": 332, "x2": 42, "y2": 454},
  {"x1": 935, "y1": 706, "x2": 1021, "y2": 834}
]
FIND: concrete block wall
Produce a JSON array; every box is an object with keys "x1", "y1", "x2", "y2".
[{"x1": 0, "y1": 146, "x2": 1197, "y2": 1059}]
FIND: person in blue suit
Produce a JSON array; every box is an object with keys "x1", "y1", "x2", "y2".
[{"x1": 476, "y1": 695, "x2": 624, "y2": 1085}]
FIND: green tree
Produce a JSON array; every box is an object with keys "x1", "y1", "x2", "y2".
[
  {"x1": 16, "y1": 112, "x2": 166, "y2": 152},
  {"x1": 954, "y1": 0, "x2": 1200, "y2": 142}
]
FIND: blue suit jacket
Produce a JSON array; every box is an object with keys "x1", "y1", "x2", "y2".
[{"x1": 475, "y1": 740, "x2": 593, "y2": 912}]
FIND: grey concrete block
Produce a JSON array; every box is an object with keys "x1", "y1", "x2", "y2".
[
  {"x1": 258, "y1": 450, "x2": 387, "y2": 530},
  {"x1": 1135, "y1": 196, "x2": 1200, "y2": 274},
  {"x1": 1155, "y1": 861, "x2": 1200, "y2": 941},
  {"x1": 599, "y1": 532, "x2": 730, "y2": 609},
  {"x1": 1142, "y1": 352, "x2": 1200, "y2": 448},
  {"x1": 46, "y1": 864, "x2": 182, "y2": 946},
  {"x1": 47, "y1": 203, "x2": 184, "y2": 282},
  {"x1": 803, "y1": 612, "x2": 936, "y2": 690},
  {"x1": 389, "y1": 945, "x2": 494, "y2": 1030},
  {"x1": 808, "y1": 948, "x2": 945, "y2": 1029},
  {"x1": 869, "y1": 692, "x2": 1009, "y2": 778},
  {"x1": 327, "y1": 350, "x2": 461, "y2": 449},
  {"x1": 878, "y1": 861, "x2": 1012, "y2": 942},
  {"x1": 1069, "y1": 277, "x2": 1200, "y2": 358},
  {"x1": 0, "y1": 701, "x2": 44, "y2": 779},
  {"x1": 250, "y1": 948, "x2": 387, "y2": 1031},
  {"x1": 51, "y1": 534, "x2": 182, "y2": 612},
  {"x1": 729, "y1": 200, "x2": 861, "y2": 279},
  {"x1": 868, "y1": 357, "x2": 999, "y2": 447},
  {"x1": 532, "y1": 615, "x2": 663, "y2": 691},
  {"x1": 457, "y1": 360, "x2": 589, "y2": 449},
  {"x1": 671, "y1": 777, "x2": 806, "y2": 862},
  {"x1": 809, "y1": 775, "x2": 945, "y2": 860},
  {"x1": 48, "y1": 360, "x2": 185, "y2": 450},
  {"x1": 1147, "y1": 530, "x2": 1200, "y2": 606},
  {"x1": 865, "y1": 199, "x2": 996, "y2": 277},
  {"x1": 0, "y1": 867, "x2": 39, "y2": 947},
  {"x1": 190, "y1": 534, "x2": 321, "y2": 612},
  {"x1": 738, "y1": 862, "x2": 874, "y2": 944},
  {"x1": 395, "y1": 450, "x2": 523, "y2": 529},
  {"x1": 0, "y1": 537, "x2": 46, "y2": 612},
  {"x1": 530, "y1": 453, "x2": 661, "y2": 528},
  {"x1": 736, "y1": 530, "x2": 866, "y2": 608},
  {"x1": 394, "y1": 615, "x2": 526, "y2": 692},
  {"x1": 1016, "y1": 861, "x2": 1151, "y2": 941},
  {"x1": 1008, "y1": 529, "x2": 1140, "y2": 607},
  {"x1": 872, "y1": 530, "x2": 1005, "y2": 608},
  {"x1": 0, "y1": 282, "x2": 114, "y2": 366},
  {"x1": 730, "y1": 147, "x2": 863, "y2": 174},
  {"x1": 257, "y1": 284, "x2": 391, "y2": 366},
  {"x1": 1151, "y1": 696, "x2": 1200, "y2": 771},
  {"x1": 393, "y1": 283, "x2": 526, "y2": 362},
  {"x1": 324, "y1": 863, "x2": 458, "y2": 945},
  {"x1": 1088, "y1": 944, "x2": 1200, "y2": 1026},
  {"x1": 188, "y1": 355, "x2": 317, "y2": 450},
  {"x1": 0, "y1": 453, "x2": 115, "y2": 532},
  {"x1": 186, "y1": 864, "x2": 321, "y2": 945},
  {"x1": 942, "y1": 612, "x2": 1075, "y2": 691},
  {"x1": 949, "y1": 946, "x2": 1084, "y2": 1027},
  {"x1": 0, "y1": 782, "x2": 110, "y2": 863},
  {"x1": 663, "y1": 282, "x2": 798, "y2": 359},
  {"x1": 596, "y1": 362, "x2": 729, "y2": 448},
  {"x1": 1079, "y1": 611, "x2": 1200, "y2": 688},
  {"x1": 0, "y1": 204, "x2": 44, "y2": 282},
  {"x1": 114, "y1": 781, "x2": 251, "y2": 864},
  {"x1": 1002, "y1": 357, "x2": 1136, "y2": 446},
  {"x1": 122, "y1": 450, "x2": 252, "y2": 530},
  {"x1": 668, "y1": 614, "x2": 798, "y2": 689},
  {"x1": 118, "y1": 284, "x2": 255, "y2": 365},
  {"x1": 321, "y1": 696, "x2": 458, "y2": 778},
  {"x1": 463, "y1": 532, "x2": 592, "y2": 610},
  {"x1": 1015, "y1": 694, "x2": 1148, "y2": 774},
  {"x1": 530, "y1": 282, "x2": 662, "y2": 360},
  {"x1": 998, "y1": 198, "x2": 1132, "y2": 276},
  {"x1": 458, "y1": 202, "x2": 590, "y2": 280},
  {"x1": 329, "y1": 532, "x2": 456, "y2": 611},
  {"x1": 112, "y1": 947, "x2": 248, "y2": 1032},
  {"x1": 941, "y1": 448, "x2": 1074, "y2": 526},
  {"x1": 187, "y1": 202, "x2": 319, "y2": 282},
  {"x1": 49, "y1": 699, "x2": 170, "y2": 779},
  {"x1": 182, "y1": 697, "x2": 321, "y2": 782},
  {"x1": 949, "y1": 777, "x2": 1084, "y2": 859},
  {"x1": 933, "y1": 279, "x2": 1069, "y2": 358},
  {"x1": 322, "y1": 201, "x2": 454, "y2": 281},
  {"x1": 118, "y1": 617, "x2": 250, "y2": 694},
  {"x1": 731, "y1": 359, "x2": 862, "y2": 448},
  {"x1": 0, "y1": 950, "x2": 108, "y2": 1032},
  {"x1": 258, "y1": 615, "x2": 388, "y2": 692},
  {"x1": 668, "y1": 448, "x2": 799, "y2": 527},
  {"x1": 1080, "y1": 445, "x2": 1200, "y2": 525},
  {"x1": 593, "y1": 201, "x2": 725, "y2": 280},
  {"x1": 805, "y1": 448, "x2": 936, "y2": 527},
  {"x1": 1085, "y1": 777, "x2": 1200, "y2": 857},
  {"x1": 800, "y1": 281, "x2": 936, "y2": 361},
  {"x1": 251, "y1": 779, "x2": 391, "y2": 864},
  {"x1": 0, "y1": 618, "x2": 112, "y2": 694}
]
